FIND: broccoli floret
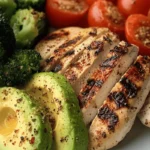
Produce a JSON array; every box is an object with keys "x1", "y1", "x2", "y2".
[
  {"x1": 0, "y1": 0, "x2": 17, "y2": 18},
  {"x1": 16, "y1": 0, "x2": 45, "y2": 10},
  {"x1": 0, "y1": 12, "x2": 16, "y2": 56},
  {"x1": 1, "y1": 49, "x2": 41, "y2": 86},
  {"x1": 10, "y1": 8, "x2": 47, "y2": 48}
]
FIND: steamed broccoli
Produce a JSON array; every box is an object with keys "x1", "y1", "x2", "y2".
[
  {"x1": 0, "y1": 0, "x2": 16, "y2": 18},
  {"x1": 10, "y1": 8, "x2": 47, "y2": 48},
  {"x1": 0, "y1": 12, "x2": 16, "y2": 57},
  {"x1": 16, "y1": 0, "x2": 45, "y2": 10},
  {"x1": 1, "y1": 49, "x2": 41, "y2": 86}
]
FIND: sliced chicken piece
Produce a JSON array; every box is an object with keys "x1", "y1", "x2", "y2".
[
  {"x1": 57, "y1": 28, "x2": 119, "y2": 74},
  {"x1": 138, "y1": 93, "x2": 150, "y2": 127},
  {"x1": 36, "y1": 27, "x2": 83, "y2": 60},
  {"x1": 39, "y1": 27, "x2": 97, "y2": 71},
  {"x1": 89, "y1": 55, "x2": 150, "y2": 150},
  {"x1": 63, "y1": 30, "x2": 120, "y2": 94},
  {"x1": 78, "y1": 41, "x2": 138, "y2": 125}
]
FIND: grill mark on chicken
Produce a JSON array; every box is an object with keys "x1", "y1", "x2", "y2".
[
  {"x1": 89, "y1": 55, "x2": 150, "y2": 150},
  {"x1": 52, "y1": 64, "x2": 63, "y2": 72},
  {"x1": 52, "y1": 50, "x2": 75, "y2": 73},
  {"x1": 88, "y1": 41, "x2": 103, "y2": 50},
  {"x1": 64, "y1": 50, "x2": 75, "y2": 57},
  {"x1": 103, "y1": 36, "x2": 113, "y2": 45},
  {"x1": 89, "y1": 28, "x2": 97, "y2": 36},
  {"x1": 45, "y1": 57, "x2": 54, "y2": 63},
  {"x1": 87, "y1": 41, "x2": 104, "y2": 56},
  {"x1": 98, "y1": 105, "x2": 119, "y2": 132},
  {"x1": 110, "y1": 45, "x2": 128, "y2": 54},
  {"x1": 56, "y1": 28, "x2": 109, "y2": 74},
  {"x1": 42, "y1": 36, "x2": 83, "y2": 70},
  {"x1": 95, "y1": 80, "x2": 103, "y2": 87},
  {"x1": 108, "y1": 92, "x2": 128, "y2": 108},
  {"x1": 79, "y1": 79, "x2": 96, "y2": 100},
  {"x1": 134, "y1": 61, "x2": 145, "y2": 74},
  {"x1": 88, "y1": 41, "x2": 104, "y2": 56},
  {"x1": 45, "y1": 30, "x2": 69, "y2": 40},
  {"x1": 79, "y1": 43, "x2": 129, "y2": 107},
  {"x1": 100, "y1": 55, "x2": 120, "y2": 68},
  {"x1": 65, "y1": 40, "x2": 104, "y2": 83},
  {"x1": 40, "y1": 28, "x2": 96, "y2": 71},
  {"x1": 120, "y1": 77, "x2": 138, "y2": 99},
  {"x1": 59, "y1": 36, "x2": 82, "y2": 49},
  {"x1": 45, "y1": 28, "x2": 99, "y2": 72}
]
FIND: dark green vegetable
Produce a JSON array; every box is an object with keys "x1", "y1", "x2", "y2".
[
  {"x1": 0, "y1": 42, "x2": 5, "y2": 60},
  {"x1": 10, "y1": 8, "x2": 47, "y2": 48},
  {"x1": 0, "y1": 12, "x2": 16, "y2": 56},
  {"x1": 0, "y1": 0, "x2": 16, "y2": 18},
  {"x1": 16, "y1": 0, "x2": 45, "y2": 10},
  {"x1": 0, "y1": 49, "x2": 41, "y2": 86},
  {"x1": 0, "y1": 62, "x2": 4, "y2": 86}
]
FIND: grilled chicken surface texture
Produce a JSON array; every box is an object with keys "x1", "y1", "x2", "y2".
[
  {"x1": 78, "y1": 41, "x2": 138, "y2": 125},
  {"x1": 89, "y1": 56, "x2": 150, "y2": 150},
  {"x1": 63, "y1": 29, "x2": 120, "y2": 94},
  {"x1": 36, "y1": 27, "x2": 100, "y2": 71},
  {"x1": 139, "y1": 93, "x2": 150, "y2": 127},
  {"x1": 36, "y1": 27, "x2": 150, "y2": 150},
  {"x1": 57, "y1": 28, "x2": 117, "y2": 75}
]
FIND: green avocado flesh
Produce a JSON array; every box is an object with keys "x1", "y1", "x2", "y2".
[
  {"x1": 24, "y1": 72, "x2": 88, "y2": 150},
  {"x1": 0, "y1": 87, "x2": 52, "y2": 150}
]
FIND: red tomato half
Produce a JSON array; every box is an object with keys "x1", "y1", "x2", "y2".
[
  {"x1": 148, "y1": 9, "x2": 150, "y2": 18},
  {"x1": 46, "y1": 0, "x2": 89, "y2": 28},
  {"x1": 86, "y1": 0, "x2": 95, "y2": 6},
  {"x1": 118, "y1": 0, "x2": 150, "y2": 17},
  {"x1": 88, "y1": 0, "x2": 126, "y2": 34},
  {"x1": 125, "y1": 14, "x2": 150, "y2": 55},
  {"x1": 86, "y1": 0, "x2": 116, "y2": 6}
]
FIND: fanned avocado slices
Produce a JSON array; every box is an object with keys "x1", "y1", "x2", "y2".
[
  {"x1": 24, "y1": 72, "x2": 88, "y2": 150},
  {"x1": 0, "y1": 87, "x2": 52, "y2": 150}
]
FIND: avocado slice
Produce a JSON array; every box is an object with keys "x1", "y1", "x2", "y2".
[
  {"x1": 0, "y1": 87, "x2": 52, "y2": 150},
  {"x1": 24, "y1": 72, "x2": 88, "y2": 150}
]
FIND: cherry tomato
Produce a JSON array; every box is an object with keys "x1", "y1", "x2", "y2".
[
  {"x1": 75, "y1": 13, "x2": 89, "y2": 28},
  {"x1": 86, "y1": 0, "x2": 95, "y2": 6},
  {"x1": 148, "y1": 9, "x2": 150, "y2": 18},
  {"x1": 88, "y1": 0, "x2": 126, "y2": 34},
  {"x1": 125, "y1": 14, "x2": 150, "y2": 55},
  {"x1": 118, "y1": 0, "x2": 150, "y2": 17},
  {"x1": 86, "y1": 0, "x2": 116, "y2": 6},
  {"x1": 46, "y1": 0, "x2": 89, "y2": 28}
]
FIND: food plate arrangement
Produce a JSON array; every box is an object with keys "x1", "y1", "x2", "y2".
[{"x1": 0, "y1": 0, "x2": 150, "y2": 150}]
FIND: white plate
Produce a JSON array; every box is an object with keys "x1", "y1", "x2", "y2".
[{"x1": 111, "y1": 118, "x2": 150, "y2": 150}]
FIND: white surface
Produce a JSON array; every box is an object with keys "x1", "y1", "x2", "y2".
[{"x1": 111, "y1": 118, "x2": 150, "y2": 150}]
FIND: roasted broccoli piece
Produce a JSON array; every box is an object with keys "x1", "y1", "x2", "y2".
[
  {"x1": 1, "y1": 49, "x2": 41, "y2": 86},
  {"x1": 10, "y1": 8, "x2": 46, "y2": 48},
  {"x1": 0, "y1": 12, "x2": 16, "y2": 56},
  {"x1": 0, "y1": 0, "x2": 17, "y2": 18},
  {"x1": 16, "y1": 0, "x2": 45, "y2": 10}
]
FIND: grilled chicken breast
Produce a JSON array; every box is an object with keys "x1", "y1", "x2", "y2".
[
  {"x1": 89, "y1": 56, "x2": 150, "y2": 150},
  {"x1": 36, "y1": 27, "x2": 83, "y2": 60},
  {"x1": 138, "y1": 93, "x2": 150, "y2": 127},
  {"x1": 78, "y1": 41, "x2": 138, "y2": 125},
  {"x1": 63, "y1": 30, "x2": 120, "y2": 94},
  {"x1": 36, "y1": 27, "x2": 97, "y2": 71},
  {"x1": 57, "y1": 28, "x2": 119, "y2": 75}
]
